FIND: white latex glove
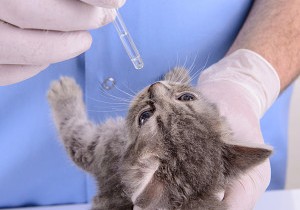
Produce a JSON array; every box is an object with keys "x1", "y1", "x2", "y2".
[
  {"x1": 197, "y1": 49, "x2": 280, "y2": 210},
  {"x1": 0, "y1": 0, "x2": 125, "y2": 86}
]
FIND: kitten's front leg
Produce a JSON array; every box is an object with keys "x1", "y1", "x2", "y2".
[{"x1": 48, "y1": 77, "x2": 97, "y2": 172}]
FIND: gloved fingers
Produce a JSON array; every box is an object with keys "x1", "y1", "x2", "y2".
[
  {"x1": 0, "y1": 0, "x2": 116, "y2": 31},
  {"x1": 0, "y1": 64, "x2": 49, "y2": 86},
  {"x1": 198, "y1": 81, "x2": 264, "y2": 141},
  {"x1": 198, "y1": 49, "x2": 280, "y2": 118},
  {"x1": 0, "y1": 21, "x2": 92, "y2": 65},
  {"x1": 223, "y1": 160, "x2": 271, "y2": 210},
  {"x1": 80, "y1": 0, "x2": 126, "y2": 8}
]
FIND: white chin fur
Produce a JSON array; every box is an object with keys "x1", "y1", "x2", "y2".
[
  {"x1": 131, "y1": 160, "x2": 160, "y2": 204},
  {"x1": 216, "y1": 190, "x2": 225, "y2": 201}
]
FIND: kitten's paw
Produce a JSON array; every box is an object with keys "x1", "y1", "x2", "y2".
[{"x1": 47, "y1": 77, "x2": 83, "y2": 109}]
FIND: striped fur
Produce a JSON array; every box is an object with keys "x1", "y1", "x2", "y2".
[{"x1": 48, "y1": 68, "x2": 271, "y2": 210}]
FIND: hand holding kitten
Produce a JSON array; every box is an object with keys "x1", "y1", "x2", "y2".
[{"x1": 198, "y1": 49, "x2": 280, "y2": 210}]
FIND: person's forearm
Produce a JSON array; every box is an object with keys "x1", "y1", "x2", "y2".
[{"x1": 228, "y1": 0, "x2": 300, "y2": 92}]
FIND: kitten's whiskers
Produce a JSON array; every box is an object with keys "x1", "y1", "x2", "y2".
[
  {"x1": 188, "y1": 52, "x2": 211, "y2": 83},
  {"x1": 87, "y1": 108, "x2": 128, "y2": 113},
  {"x1": 121, "y1": 82, "x2": 138, "y2": 96},
  {"x1": 98, "y1": 86, "x2": 132, "y2": 103},
  {"x1": 114, "y1": 84, "x2": 135, "y2": 99},
  {"x1": 87, "y1": 96, "x2": 129, "y2": 106}
]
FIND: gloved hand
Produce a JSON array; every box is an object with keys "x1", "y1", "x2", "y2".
[
  {"x1": 0, "y1": 0, "x2": 125, "y2": 86},
  {"x1": 197, "y1": 49, "x2": 280, "y2": 209}
]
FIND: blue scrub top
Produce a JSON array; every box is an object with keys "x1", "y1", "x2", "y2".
[{"x1": 0, "y1": 0, "x2": 293, "y2": 207}]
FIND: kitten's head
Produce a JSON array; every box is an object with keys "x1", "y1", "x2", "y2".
[{"x1": 122, "y1": 67, "x2": 272, "y2": 209}]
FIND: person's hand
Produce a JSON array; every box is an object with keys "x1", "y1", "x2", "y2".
[
  {"x1": 0, "y1": 0, "x2": 125, "y2": 86},
  {"x1": 197, "y1": 49, "x2": 280, "y2": 209}
]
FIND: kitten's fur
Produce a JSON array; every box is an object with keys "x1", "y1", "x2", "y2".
[{"x1": 48, "y1": 67, "x2": 272, "y2": 210}]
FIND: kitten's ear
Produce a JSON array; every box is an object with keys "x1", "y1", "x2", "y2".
[
  {"x1": 133, "y1": 175, "x2": 165, "y2": 209},
  {"x1": 223, "y1": 143, "x2": 272, "y2": 177},
  {"x1": 164, "y1": 66, "x2": 191, "y2": 84}
]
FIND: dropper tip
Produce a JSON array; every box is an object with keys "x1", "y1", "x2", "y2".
[{"x1": 132, "y1": 56, "x2": 144, "y2": 70}]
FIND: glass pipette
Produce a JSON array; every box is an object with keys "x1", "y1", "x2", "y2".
[{"x1": 113, "y1": 9, "x2": 144, "y2": 70}]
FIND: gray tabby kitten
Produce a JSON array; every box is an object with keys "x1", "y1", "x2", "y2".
[{"x1": 47, "y1": 67, "x2": 272, "y2": 210}]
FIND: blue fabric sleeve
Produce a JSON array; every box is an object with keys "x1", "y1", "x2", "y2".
[{"x1": 0, "y1": 56, "x2": 89, "y2": 207}]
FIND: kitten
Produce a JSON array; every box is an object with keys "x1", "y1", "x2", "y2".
[{"x1": 47, "y1": 67, "x2": 272, "y2": 210}]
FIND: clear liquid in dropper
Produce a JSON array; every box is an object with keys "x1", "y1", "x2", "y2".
[
  {"x1": 131, "y1": 56, "x2": 144, "y2": 69},
  {"x1": 114, "y1": 10, "x2": 144, "y2": 70},
  {"x1": 119, "y1": 33, "x2": 144, "y2": 69}
]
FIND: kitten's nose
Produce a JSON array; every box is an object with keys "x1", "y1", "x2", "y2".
[
  {"x1": 148, "y1": 82, "x2": 167, "y2": 99},
  {"x1": 148, "y1": 82, "x2": 161, "y2": 90}
]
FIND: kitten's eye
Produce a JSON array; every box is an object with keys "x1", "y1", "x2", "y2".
[
  {"x1": 177, "y1": 93, "x2": 196, "y2": 101},
  {"x1": 139, "y1": 110, "x2": 154, "y2": 126}
]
